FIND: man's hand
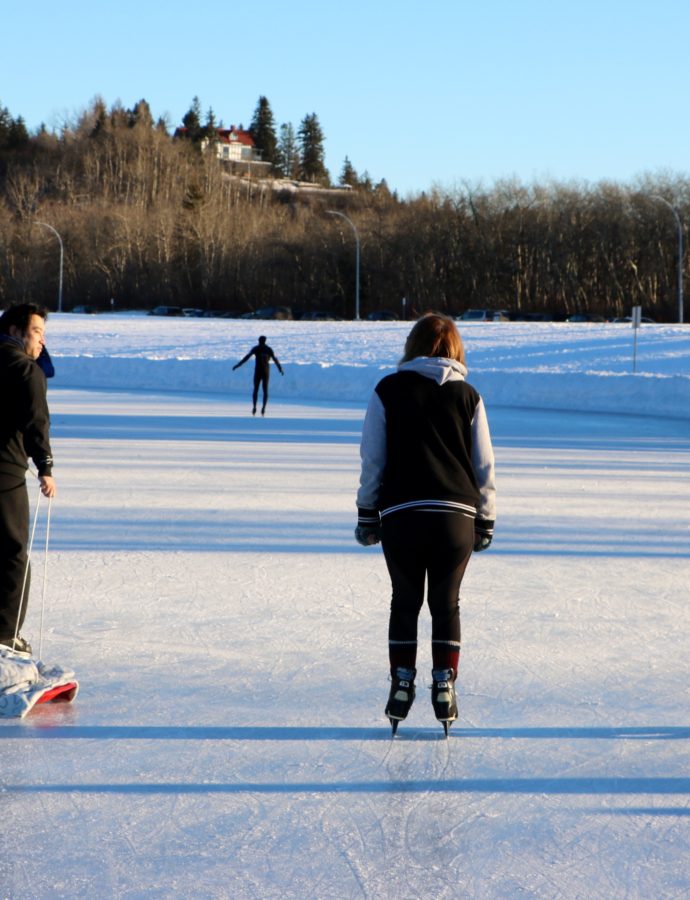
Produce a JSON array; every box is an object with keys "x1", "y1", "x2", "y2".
[{"x1": 39, "y1": 475, "x2": 56, "y2": 498}]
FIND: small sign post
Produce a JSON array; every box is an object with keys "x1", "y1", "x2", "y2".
[{"x1": 631, "y1": 305, "x2": 642, "y2": 373}]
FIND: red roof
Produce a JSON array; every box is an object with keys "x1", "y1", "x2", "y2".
[
  {"x1": 174, "y1": 125, "x2": 255, "y2": 147},
  {"x1": 216, "y1": 127, "x2": 254, "y2": 147}
]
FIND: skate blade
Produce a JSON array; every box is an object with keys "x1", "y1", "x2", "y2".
[
  {"x1": 388, "y1": 716, "x2": 402, "y2": 737},
  {"x1": 435, "y1": 714, "x2": 457, "y2": 736}
]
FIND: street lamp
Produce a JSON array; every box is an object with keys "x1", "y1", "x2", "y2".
[
  {"x1": 34, "y1": 221, "x2": 64, "y2": 313},
  {"x1": 651, "y1": 196, "x2": 684, "y2": 324},
  {"x1": 326, "y1": 210, "x2": 360, "y2": 320}
]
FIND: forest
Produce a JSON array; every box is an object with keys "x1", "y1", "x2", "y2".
[{"x1": 0, "y1": 95, "x2": 687, "y2": 321}]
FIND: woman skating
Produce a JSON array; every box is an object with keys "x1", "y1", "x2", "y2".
[{"x1": 355, "y1": 313, "x2": 496, "y2": 733}]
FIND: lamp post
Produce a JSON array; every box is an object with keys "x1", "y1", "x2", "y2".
[
  {"x1": 326, "y1": 210, "x2": 360, "y2": 320},
  {"x1": 34, "y1": 221, "x2": 64, "y2": 313},
  {"x1": 651, "y1": 196, "x2": 684, "y2": 324}
]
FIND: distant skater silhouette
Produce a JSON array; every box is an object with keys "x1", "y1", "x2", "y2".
[{"x1": 233, "y1": 335, "x2": 284, "y2": 415}]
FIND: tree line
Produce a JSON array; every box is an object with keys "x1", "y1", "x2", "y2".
[{"x1": 0, "y1": 96, "x2": 687, "y2": 320}]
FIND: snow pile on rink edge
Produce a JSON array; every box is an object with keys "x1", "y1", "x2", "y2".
[{"x1": 46, "y1": 316, "x2": 690, "y2": 418}]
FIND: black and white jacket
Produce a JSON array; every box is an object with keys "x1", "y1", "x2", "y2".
[{"x1": 357, "y1": 356, "x2": 495, "y2": 536}]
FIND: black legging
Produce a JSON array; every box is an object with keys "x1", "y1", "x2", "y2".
[
  {"x1": 253, "y1": 371, "x2": 269, "y2": 411},
  {"x1": 381, "y1": 510, "x2": 474, "y2": 676},
  {"x1": 0, "y1": 475, "x2": 30, "y2": 641}
]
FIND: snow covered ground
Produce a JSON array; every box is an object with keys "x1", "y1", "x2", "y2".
[
  {"x1": 43, "y1": 314, "x2": 690, "y2": 416},
  {"x1": 1, "y1": 316, "x2": 690, "y2": 898}
]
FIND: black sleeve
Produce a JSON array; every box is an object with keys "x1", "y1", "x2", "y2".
[
  {"x1": 37, "y1": 347, "x2": 55, "y2": 378},
  {"x1": 20, "y1": 365, "x2": 54, "y2": 476}
]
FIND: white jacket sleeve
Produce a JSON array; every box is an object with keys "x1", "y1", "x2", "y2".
[
  {"x1": 471, "y1": 397, "x2": 496, "y2": 523},
  {"x1": 356, "y1": 390, "x2": 387, "y2": 516}
]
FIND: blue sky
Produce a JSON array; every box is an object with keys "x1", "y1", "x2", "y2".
[{"x1": 3, "y1": 0, "x2": 689, "y2": 196}]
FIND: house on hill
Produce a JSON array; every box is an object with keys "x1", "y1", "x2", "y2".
[{"x1": 175, "y1": 124, "x2": 272, "y2": 175}]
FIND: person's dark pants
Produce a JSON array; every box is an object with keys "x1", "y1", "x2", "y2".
[
  {"x1": 0, "y1": 474, "x2": 30, "y2": 642},
  {"x1": 381, "y1": 510, "x2": 474, "y2": 678},
  {"x1": 252, "y1": 372, "x2": 270, "y2": 411}
]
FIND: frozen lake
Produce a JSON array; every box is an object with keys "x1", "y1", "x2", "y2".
[{"x1": 2, "y1": 381, "x2": 689, "y2": 898}]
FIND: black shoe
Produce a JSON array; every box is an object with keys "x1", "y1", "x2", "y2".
[
  {"x1": 0, "y1": 635, "x2": 32, "y2": 656},
  {"x1": 431, "y1": 668, "x2": 457, "y2": 724},
  {"x1": 252, "y1": 407, "x2": 257, "y2": 416},
  {"x1": 385, "y1": 667, "x2": 416, "y2": 723}
]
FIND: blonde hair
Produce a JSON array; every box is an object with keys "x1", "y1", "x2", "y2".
[{"x1": 400, "y1": 313, "x2": 466, "y2": 365}]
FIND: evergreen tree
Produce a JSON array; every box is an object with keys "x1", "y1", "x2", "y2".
[
  {"x1": 276, "y1": 122, "x2": 300, "y2": 179},
  {"x1": 203, "y1": 106, "x2": 219, "y2": 142},
  {"x1": 0, "y1": 104, "x2": 12, "y2": 149},
  {"x1": 339, "y1": 156, "x2": 359, "y2": 188},
  {"x1": 88, "y1": 97, "x2": 109, "y2": 139},
  {"x1": 7, "y1": 116, "x2": 29, "y2": 149},
  {"x1": 298, "y1": 113, "x2": 329, "y2": 184},
  {"x1": 249, "y1": 96, "x2": 278, "y2": 168},
  {"x1": 181, "y1": 96, "x2": 204, "y2": 142}
]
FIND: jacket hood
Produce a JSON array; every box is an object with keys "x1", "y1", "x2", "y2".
[
  {"x1": 0, "y1": 333, "x2": 25, "y2": 351},
  {"x1": 398, "y1": 356, "x2": 468, "y2": 385}
]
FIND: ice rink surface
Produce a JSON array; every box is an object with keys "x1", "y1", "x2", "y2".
[{"x1": 2, "y1": 385, "x2": 689, "y2": 899}]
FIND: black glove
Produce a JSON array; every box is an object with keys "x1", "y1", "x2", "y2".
[
  {"x1": 474, "y1": 518, "x2": 494, "y2": 552},
  {"x1": 474, "y1": 533, "x2": 492, "y2": 552},
  {"x1": 355, "y1": 524, "x2": 381, "y2": 546}
]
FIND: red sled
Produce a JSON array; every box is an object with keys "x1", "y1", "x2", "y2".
[{"x1": 35, "y1": 681, "x2": 79, "y2": 705}]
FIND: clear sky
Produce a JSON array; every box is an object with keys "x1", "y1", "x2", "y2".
[{"x1": 3, "y1": 0, "x2": 689, "y2": 196}]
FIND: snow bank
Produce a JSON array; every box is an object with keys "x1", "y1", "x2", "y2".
[
  {"x1": 50, "y1": 356, "x2": 690, "y2": 419},
  {"x1": 45, "y1": 316, "x2": 690, "y2": 418},
  {"x1": 473, "y1": 369, "x2": 690, "y2": 419}
]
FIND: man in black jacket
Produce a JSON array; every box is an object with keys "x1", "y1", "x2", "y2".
[
  {"x1": 233, "y1": 335, "x2": 284, "y2": 415},
  {"x1": 0, "y1": 304, "x2": 56, "y2": 655}
]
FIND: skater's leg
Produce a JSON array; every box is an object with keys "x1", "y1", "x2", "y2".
[
  {"x1": 381, "y1": 513, "x2": 427, "y2": 672},
  {"x1": 425, "y1": 514, "x2": 474, "y2": 676},
  {"x1": 252, "y1": 374, "x2": 261, "y2": 414},
  {"x1": 0, "y1": 477, "x2": 30, "y2": 642},
  {"x1": 260, "y1": 373, "x2": 269, "y2": 414}
]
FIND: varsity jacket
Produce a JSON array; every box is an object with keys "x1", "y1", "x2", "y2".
[
  {"x1": 0, "y1": 336, "x2": 54, "y2": 479},
  {"x1": 357, "y1": 356, "x2": 495, "y2": 536}
]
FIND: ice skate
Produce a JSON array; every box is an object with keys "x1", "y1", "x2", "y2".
[
  {"x1": 431, "y1": 668, "x2": 457, "y2": 735},
  {"x1": 385, "y1": 666, "x2": 416, "y2": 734},
  {"x1": 0, "y1": 635, "x2": 32, "y2": 657}
]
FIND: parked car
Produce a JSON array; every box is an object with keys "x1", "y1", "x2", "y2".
[
  {"x1": 182, "y1": 308, "x2": 205, "y2": 317},
  {"x1": 149, "y1": 305, "x2": 184, "y2": 317},
  {"x1": 241, "y1": 306, "x2": 293, "y2": 320},
  {"x1": 612, "y1": 316, "x2": 656, "y2": 324},
  {"x1": 565, "y1": 313, "x2": 606, "y2": 323},
  {"x1": 366, "y1": 310, "x2": 399, "y2": 321},
  {"x1": 70, "y1": 304, "x2": 98, "y2": 314},
  {"x1": 510, "y1": 312, "x2": 555, "y2": 322},
  {"x1": 300, "y1": 310, "x2": 340, "y2": 321},
  {"x1": 458, "y1": 309, "x2": 510, "y2": 322}
]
